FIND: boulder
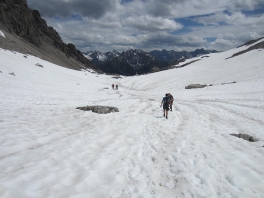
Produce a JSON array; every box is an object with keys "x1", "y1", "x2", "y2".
[
  {"x1": 185, "y1": 84, "x2": 207, "y2": 89},
  {"x1": 76, "y1": 105, "x2": 119, "y2": 114},
  {"x1": 230, "y1": 133, "x2": 256, "y2": 142}
]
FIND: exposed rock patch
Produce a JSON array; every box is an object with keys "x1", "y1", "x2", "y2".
[
  {"x1": 226, "y1": 37, "x2": 264, "y2": 59},
  {"x1": 76, "y1": 105, "x2": 119, "y2": 114},
  {"x1": 222, "y1": 81, "x2": 236, "y2": 85},
  {"x1": 35, "y1": 63, "x2": 43, "y2": 68},
  {"x1": 174, "y1": 59, "x2": 200, "y2": 69},
  {"x1": 196, "y1": 81, "x2": 236, "y2": 88},
  {"x1": 112, "y1": 76, "x2": 122, "y2": 79},
  {"x1": 185, "y1": 84, "x2": 207, "y2": 89},
  {"x1": 230, "y1": 133, "x2": 256, "y2": 142}
]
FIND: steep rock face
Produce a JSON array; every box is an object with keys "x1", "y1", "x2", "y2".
[
  {"x1": 0, "y1": 0, "x2": 57, "y2": 47},
  {"x1": 0, "y1": 0, "x2": 98, "y2": 71}
]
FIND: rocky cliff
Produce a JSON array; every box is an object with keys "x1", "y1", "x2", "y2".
[{"x1": 0, "y1": 0, "x2": 99, "y2": 71}]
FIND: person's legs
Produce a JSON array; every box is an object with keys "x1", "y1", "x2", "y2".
[{"x1": 166, "y1": 105, "x2": 169, "y2": 119}]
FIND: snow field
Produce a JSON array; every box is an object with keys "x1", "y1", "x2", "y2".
[{"x1": 0, "y1": 40, "x2": 264, "y2": 197}]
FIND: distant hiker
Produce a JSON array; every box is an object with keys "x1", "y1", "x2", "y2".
[
  {"x1": 160, "y1": 93, "x2": 170, "y2": 119},
  {"x1": 112, "y1": 84, "x2": 114, "y2": 89},
  {"x1": 116, "y1": 84, "x2": 118, "y2": 90},
  {"x1": 168, "y1": 93, "x2": 174, "y2": 111}
]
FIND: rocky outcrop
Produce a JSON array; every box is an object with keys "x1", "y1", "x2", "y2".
[
  {"x1": 0, "y1": 0, "x2": 100, "y2": 71},
  {"x1": 76, "y1": 106, "x2": 119, "y2": 114},
  {"x1": 227, "y1": 37, "x2": 264, "y2": 59},
  {"x1": 185, "y1": 84, "x2": 207, "y2": 89},
  {"x1": 0, "y1": 0, "x2": 54, "y2": 47},
  {"x1": 230, "y1": 133, "x2": 256, "y2": 142},
  {"x1": 174, "y1": 59, "x2": 200, "y2": 68}
]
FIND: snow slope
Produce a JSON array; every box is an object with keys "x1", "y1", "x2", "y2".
[{"x1": 0, "y1": 40, "x2": 264, "y2": 198}]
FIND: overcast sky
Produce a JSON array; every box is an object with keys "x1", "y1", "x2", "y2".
[{"x1": 27, "y1": 0, "x2": 264, "y2": 53}]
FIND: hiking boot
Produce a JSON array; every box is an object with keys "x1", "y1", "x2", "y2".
[
  {"x1": 166, "y1": 116, "x2": 168, "y2": 119},
  {"x1": 163, "y1": 114, "x2": 165, "y2": 117}
]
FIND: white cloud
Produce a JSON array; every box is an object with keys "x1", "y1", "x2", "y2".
[
  {"x1": 29, "y1": 0, "x2": 264, "y2": 52},
  {"x1": 194, "y1": 11, "x2": 264, "y2": 27},
  {"x1": 227, "y1": 0, "x2": 264, "y2": 11},
  {"x1": 124, "y1": 15, "x2": 183, "y2": 32},
  {"x1": 209, "y1": 38, "x2": 234, "y2": 51},
  {"x1": 137, "y1": 33, "x2": 207, "y2": 49},
  {"x1": 83, "y1": 13, "x2": 122, "y2": 29},
  {"x1": 209, "y1": 32, "x2": 261, "y2": 51}
]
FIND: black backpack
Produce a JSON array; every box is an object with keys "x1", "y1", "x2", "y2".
[{"x1": 164, "y1": 96, "x2": 170, "y2": 105}]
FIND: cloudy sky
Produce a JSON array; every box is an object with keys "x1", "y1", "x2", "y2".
[{"x1": 27, "y1": 0, "x2": 264, "y2": 53}]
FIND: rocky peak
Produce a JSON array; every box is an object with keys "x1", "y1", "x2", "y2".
[{"x1": 0, "y1": 0, "x2": 98, "y2": 71}]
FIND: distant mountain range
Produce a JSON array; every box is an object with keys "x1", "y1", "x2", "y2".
[
  {"x1": 149, "y1": 49, "x2": 218, "y2": 64},
  {"x1": 83, "y1": 48, "x2": 217, "y2": 76},
  {"x1": 1, "y1": 0, "x2": 263, "y2": 78}
]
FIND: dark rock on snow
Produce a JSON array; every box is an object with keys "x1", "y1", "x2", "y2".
[
  {"x1": 174, "y1": 59, "x2": 200, "y2": 68},
  {"x1": 185, "y1": 84, "x2": 207, "y2": 89},
  {"x1": 230, "y1": 133, "x2": 256, "y2": 142},
  {"x1": 35, "y1": 63, "x2": 43, "y2": 68},
  {"x1": 9, "y1": 72, "x2": 15, "y2": 76},
  {"x1": 227, "y1": 37, "x2": 264, "y2": 59},
  {"x1": 112, "y1": 76, "x2": 122, "y2": 79},
  {"x1": 77, "y1": 106, "x2": 119, "y2": 114}
]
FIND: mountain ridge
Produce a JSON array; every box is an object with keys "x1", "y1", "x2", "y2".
[
  {"x1": 83, "y1": 48, "x2": 217, "y2": 75},
  {"x1": 0, "y1": 0, "x2": 99, "y2": 72}
]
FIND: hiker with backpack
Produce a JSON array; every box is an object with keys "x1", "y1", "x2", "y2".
[
  {"x1": 116, "y1": 84, "x2": 118, "y2": 90},
  {"x1": 160, "y1": 93, "x2": 170, "y2": 119},
  {"x1": 168, "y1": 93, "x2": 174, "y2": 111},
  {"x1": 112, "y1": 84, "x2": 114, "y2": 89}
]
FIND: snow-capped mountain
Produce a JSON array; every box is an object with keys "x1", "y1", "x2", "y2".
[
  {"x1": 84, "y1": 50, "x2": 120, "y2": 63},
  {"x1": 84, "y1": 48, "x2": 217, "y2": 75},
  {"x1": 83, "y1": 51, "x2": 107, "y2": 64},
  {"x1": 84, "y1": 49, "x2": 169, "y2": 76}
]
